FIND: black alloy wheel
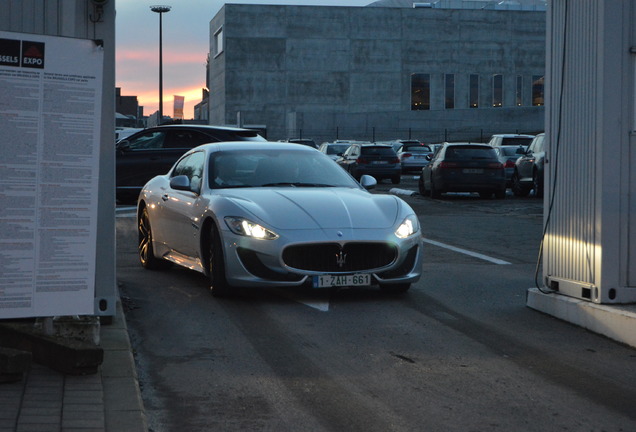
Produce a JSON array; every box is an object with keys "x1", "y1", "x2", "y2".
[
  {"x1": 138, "y1": 207, "x2": 169, "y2": 270},
  {"x1": 511, "y1": 171, "x2": 531, "y2": 197}
]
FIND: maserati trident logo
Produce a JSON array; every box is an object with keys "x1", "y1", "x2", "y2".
[{"x1": 335, "y1": 250, "x2": 347, "y2": 268}]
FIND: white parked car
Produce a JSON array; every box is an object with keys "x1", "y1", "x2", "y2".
[
  {"x1": 137, "y1": 142, "x2": 423, "y2": 296},
  {"x1": 487, "y1": 134, "x2": 535, "y2": 148}
]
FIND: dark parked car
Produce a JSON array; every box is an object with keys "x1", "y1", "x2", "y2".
[
  {"x1": 337, "y1": 143, "x2": 401, "y2": 184},
  {"x1": 511, "y1": 133, "x2": 545, "y2": 198},
  {"x1": 116, "y1": 125, "x2": 265, "y2": 202},
  {"x1": 418, "y1": 142, "x2": 506, "y2": 199},
  {"x1": 494, "y1": 145, "x2": 527, "y2": 187}
]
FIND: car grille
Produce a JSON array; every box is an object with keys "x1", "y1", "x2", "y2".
[{"x1": 282, "y1": 242, "x2": 397, "y2": 273}]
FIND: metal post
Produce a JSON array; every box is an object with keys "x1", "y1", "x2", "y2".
[{"x1": 151, "y1": 5, "x2": 171, "y2": 124}]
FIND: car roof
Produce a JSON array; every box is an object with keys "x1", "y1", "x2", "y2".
[
  {"x1": 191, "y1": 141, "x2": 320, "y2": 153},
  {"x1": 490, "y1": 134, "x2": 535, "y2": 138},
  {"x1": 148, "y1": 124, "x2": 258, "y2": 132},
  {"x1": 444, "y1": 142, "x2": 493, "y2": 148}
]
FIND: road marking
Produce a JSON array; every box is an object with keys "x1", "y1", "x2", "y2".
[{"x1": 423, "y1": 238, "x2": 511, "y2": 265}]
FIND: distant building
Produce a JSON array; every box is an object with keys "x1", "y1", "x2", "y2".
[
  {"x1": 208, "y1": 1, "x2": 546, "y2": 143},
  {"x1": 115, "y1": 87, "x2": 144, "y2": 127}
]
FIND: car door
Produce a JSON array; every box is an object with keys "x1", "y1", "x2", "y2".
[
  {"x1": 116, "y1": 129, "x2": 167, "y2": 190},
  {"x1": 158, "y1": 150, "x2": 206, "y2": 257},
  {"x1": 338, "y1": 145, "x2": 358, "y2": 172},
  {"x1": 516, "y1": 134, "x2": 544, "y2": 182}
]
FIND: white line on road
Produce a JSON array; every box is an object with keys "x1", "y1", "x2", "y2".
[{"x1": 423, "y1": 238, "x2": 511, "y2": 265}]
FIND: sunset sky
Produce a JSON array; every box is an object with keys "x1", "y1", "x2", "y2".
[{"x1": 115, "y1": 0, "x2": 372, "y2": 120}]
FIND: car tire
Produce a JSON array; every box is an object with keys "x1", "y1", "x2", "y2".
[
  {"x1": 208, "y1": 223, "x2": 232, "y2": 297},
  {"x1": 138, "y1": 206, "x2": 170, "y2": 270},
  {"x1": 391, "y1": 175, "x2": 401, "y2": 184},
  {"x1": 418, "y1": 175, "x2": 428, "y2": 196},
  {"x1": 511, "y1": 171, "x2": 531, "y2": 197},
  {"x1": 533, "y1": 170, "x2": 544, "y2": 198},
  {"x1": 380, "y1": 283, "x2": 410, "y2": 294}
]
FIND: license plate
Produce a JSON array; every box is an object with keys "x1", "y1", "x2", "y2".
[
  {"x1": 463, "y1": 168, "x2": 484, "y2": 174},
  {"x1": 372, "y1": 160, "x2": 388, "y2": 164},
  {"x1": 313, "y1": 274, "x2": 371, "y2": 288}
]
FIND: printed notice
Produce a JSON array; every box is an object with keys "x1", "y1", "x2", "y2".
[{"x1": 0, "y1": 32, "x2": 103, "y2": 318}]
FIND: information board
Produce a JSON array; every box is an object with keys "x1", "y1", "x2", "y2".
[{"x1": 0, "y1": 31, "x2": 103, "y2": 318}]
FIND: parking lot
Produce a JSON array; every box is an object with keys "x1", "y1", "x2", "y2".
[{"x1": 114, "y1": 172, "x2": 636, "y2": 432}]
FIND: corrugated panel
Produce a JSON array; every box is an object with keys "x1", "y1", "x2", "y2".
[
  {"x1": 544, "y1": 1, "x2": 600, "y2": 289},
  {"x1": 0, "y1": 0, "x2": 89, "y2": 39}
]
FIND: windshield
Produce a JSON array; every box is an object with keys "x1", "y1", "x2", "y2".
[
  {"x1": 209, "y1": 149, "x2": 361, "y2": 188},
  {"x1": 326, "y1": 144, "x2": 350, "y2": 154}
]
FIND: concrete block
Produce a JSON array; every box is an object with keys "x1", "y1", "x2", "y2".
[{"x1": 0, "y1": 347, "x2": 31, "y2": 383}]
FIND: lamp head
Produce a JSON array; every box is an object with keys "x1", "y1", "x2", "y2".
[{"x1": 150, "y1": 5, "x2": 171, "y2": 13}]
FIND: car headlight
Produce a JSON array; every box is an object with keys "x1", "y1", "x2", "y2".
[
  {"x1": 395, "y1": 214, "x2": 419, "y2": 239},
  {"x1": 224, "y1": 217, "x2": 279, "y2": 240}
]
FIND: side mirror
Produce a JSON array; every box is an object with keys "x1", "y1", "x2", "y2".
[
  {"x1": 169, "y1": 175, "x2": 191, "y2": 191},
  {"x1": 516, "y1": 146, "x2": 526, "y2": 155},
  {"x1": 359, "y1": 174, "x2": 377, "y2": 190},
  {"x1": 116, "y1": 140, "x2": 131, "y2": 152}
]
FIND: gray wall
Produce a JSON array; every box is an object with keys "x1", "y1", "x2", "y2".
[{"x1": 209, "y1": 5, "x2": 545, "y2": 143}]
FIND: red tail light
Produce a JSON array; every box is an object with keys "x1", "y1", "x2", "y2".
[
  {"x1": 487, "y1": 162, "x2": 504, "y2": 169},
  {"x1": 504, "y1": 160, "x2": 516, "y2": 168},
  {"x1": 392, "y1": 157, "x2": 400, "y2": 164},
  {"x1": 402, "y1": 152, "x2": 412, "y2": 159},
  {"x1": 357, "y1": 157, "x2": 369, "y2": 164}
]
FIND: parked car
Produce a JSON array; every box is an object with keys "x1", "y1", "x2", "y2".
[
  {"x1": 319, "y1": 142, "x2": 351, "y2": 160},
  {"x1": 337, "y1": 143, "x2": 402, "y2": 184},
  {"x1": 116, "y1": 124, "x2": 265, "y2": 202},
  {"x1": 137, "y1": 142, "x2": 423, "y2": 296},
  {"x1": 487, "y1": 133, "x2": 535, "y2": 148},
  {"x1": 494, "y1": 145, "x2": 527, "y2": 187},
  {"x1": 418, "y1": 142, "x2": 506, "y2": 199},
  {"x1": 395, "y1": 143, "x2": 434, "y2": 173},
  {"x1": 389, "y1": 139, "x2": 422, "y2": 153},
  {"x1": 511, "y1": 132, "x2": 545, "y2": 198}
]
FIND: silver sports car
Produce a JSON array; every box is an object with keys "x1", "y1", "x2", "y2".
[{"x1": 137, "y1": 142, "x2": 423, "y2": 296}]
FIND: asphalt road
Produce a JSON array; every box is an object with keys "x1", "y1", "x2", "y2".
[{"x1": 116, "y1": 176, "x2": 636, "y2": 432}]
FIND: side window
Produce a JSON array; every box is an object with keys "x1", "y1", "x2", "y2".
[
  {"x1": 535, "y1": 136, "x2": 544, "y2": 152},
  {"x1": 164, "y1": 130, "x2": 212, "y2": 149},
  {"x1": 171, "y1": 151, "x2": 205, "y2": 194},
  {"x1": 127, "y1": 131, "x2": 165, "y2": 150}
]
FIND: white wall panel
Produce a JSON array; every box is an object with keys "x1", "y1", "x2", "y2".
[{"x1": 544, "y1": 0, "x2": 636, "y2": 303}]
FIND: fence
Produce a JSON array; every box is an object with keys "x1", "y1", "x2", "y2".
[{"x1": 286, "y1": 127, "x2": 543, "y2": 145}]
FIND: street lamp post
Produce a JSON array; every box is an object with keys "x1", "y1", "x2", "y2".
[{"x1": 150, "y1": 5, "x2": 171, "y2": 124}]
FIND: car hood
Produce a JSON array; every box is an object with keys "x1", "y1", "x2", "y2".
[{"x1": 218, "y1": 187, "x2": 401, "y2": 230}]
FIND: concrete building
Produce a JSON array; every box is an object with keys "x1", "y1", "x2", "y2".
[{"x1": 208, "y1": 1, "x2": 546, "y2": 143}]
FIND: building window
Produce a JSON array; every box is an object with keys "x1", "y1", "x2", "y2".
[
  {"x1": 516, "y1": 75, "x2": 523, "y2": 106},
  {"x1": 411, "y1": 73, "x2": 430, "y2": 110},
  {"x1": 532, "y1": 75, "x2": 544, "y2": 106},
  {"x1": 214, "y1": 27, "x2": 224, "y2": 57},
  {"x1": 492, "y1": 74, "x2": 503, "y2": 107},
  {"x1": 469, "y1": 74, "x2": 479, "y2": 108},
  {"x1": 445, "y1": 74, "x2": 455, "y2": 109}
]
